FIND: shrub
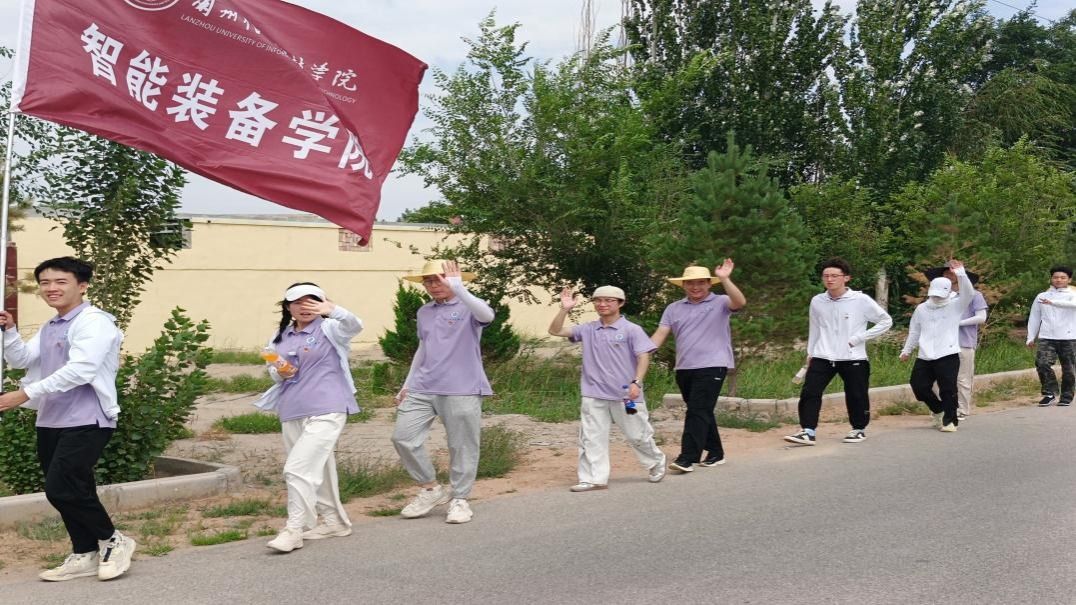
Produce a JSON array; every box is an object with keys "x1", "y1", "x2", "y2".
[
  {"x1": 378, "y1": 283, "x2": 427, "y2": 364},
  {"x1": 0, "y1": 309, "x2": 211, "y2": 494},
  {"x1": 476, "y1": 425, "x2": 525, "y2": 479}
]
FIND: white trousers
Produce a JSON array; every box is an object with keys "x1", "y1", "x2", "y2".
[
  {"x1": 577, "y1": 396, "x2": 665, "y2": 485},
  {"x1": 392, "y1": 393, "x2": 482, "y2": 499},
  {"x1": 281, "y1": 413, "x2": 351, "y2": 531},
  {"x1": 957, "y1": 347, "x2": 976, "y2": 416}
]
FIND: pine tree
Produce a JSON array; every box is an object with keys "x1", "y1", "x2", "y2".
[
  {"x1": 649, "y1": 135, "x2": 817, "y2": 345},
  {"x1": 378, "y1": 283, "x2": 428, "y2": 364}
]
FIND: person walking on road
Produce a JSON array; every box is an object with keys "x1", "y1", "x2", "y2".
[
  {"x1": 549, "y1": 285, "x2": 666, "y2": 492},
  {"x1": 784, "y1": 258, "x2": 892, "y2": 446},
  {"x1": 651, "y1": 261, "x2": 746, "y2": 473},
  {"x1": 900, "y1": 260, "x2": 976, "y2": 432},
  {"x1": 254, "y1": 282, "x2": 363, "y2": 553},
  {"x1": 925, "y1": 264, "x2": 988, "y2": 420},
  {"x1": 0, "y1": 257, "x2": 135, "y2": 581},
  {"x1": 392, "y1": 260, "x2": 493, "y2": 523},
  {"x1": 1027, "y1": 265, "x2": 1076, "y2": 407}
]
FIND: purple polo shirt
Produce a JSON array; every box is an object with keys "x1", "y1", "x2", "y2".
[
  {"x1": 658, "y1": 293, "x2": 736, "y2": 370},
  {"x1": 959, "y1": 290, "x2": 988, "y2": 350},
  {"x1": 275, "y1": 317, "x2": 357, "y2": 422},
  {"x1": 36, "y1": 302, "x2": 116, "y2": 429},
  {"x1": 569, "y1": 316, "x2": 657, "y2": 401},
  {"x1": 409, "y1": 298, "x2": 492, "y2": 396}
]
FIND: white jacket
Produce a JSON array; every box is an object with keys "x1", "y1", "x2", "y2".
[
  {"x1": 807, "y1": 289, "x2": 892, "y2": 361},
  {"x1": 254, "y1": 305, "x2": 363, "y2": 411},
  {"x1": 3, "y1": 306, "x2": 124, "y2": 419},
  {"x1": 1027, "y1": 287, "x2": 1076, "y2": 342},
  {"x1": 901, "y1": 269, "x2": 975, "y2": 360}
]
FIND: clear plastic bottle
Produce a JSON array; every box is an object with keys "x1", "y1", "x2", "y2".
[
  {"x1": 621, "y1": 384, "x2": 638, "y2": 415},
  {"x1": 261, "y1": 347, "x2": 297, "y2": 379}
]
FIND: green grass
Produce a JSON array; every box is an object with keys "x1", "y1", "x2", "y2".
[
  {"x1": 203, "y1": 498, "x2": 285, "y2": 518},
  {"x1": 877, "y1": 400, "x2": 931, "y2": 416},
  {"x1": 347, "y1": 408, "x2": 375, "y2": 423},
  {"x1": 209, "y1": 350, "x2": 266, "y2": 365},
  {"x1": 16, "y1": 517, "x2": 67, "y2": 542},
  {"x1": 976, "y1": 377, "x2": 1039, "y2": 405},
  {"x1": 337, "y1": 461, "x2": 414, "y2": 502},
  {"x1": 213, "y1": 413, "x2": 282, "y2": 434},
  {"x1": 715, "y1": 409, "x2": 793, "y2": 432},
  {"x1": 205, "y1": 374, "x2": 275, "y2": 394},
  {"x1": 189, "y1": 529, "x2": 248, "y2": 546},
  {"x1": 367, "y1": 506, "x2": 403, "y2": 517},
  {"x1": 476, "y1": 426, "x2": 525, "y2": 479},
  {"x1": 256, "y1": 525, "x2": 277, "y2": 537},
  {"x1": 40, "y1": 552, "x2": 67, "y2": 568},
  {"x1": 142, "y1": 542, "x2": 174, "y2": 557},
  {"x1": 137, "y1": 510, "x2": 186, "y2": 538}
]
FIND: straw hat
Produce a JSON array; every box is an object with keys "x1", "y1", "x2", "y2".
[
  {"x1": 401, "y1": 259, "x2": 477, "y2": 283},
  {"x1": 667, "y1": 266, "x2": 720, "y2": 286}
]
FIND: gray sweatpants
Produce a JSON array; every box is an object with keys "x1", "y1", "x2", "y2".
[{"x1": 392, "y1": 392, "x2": 482, "y2": 499}]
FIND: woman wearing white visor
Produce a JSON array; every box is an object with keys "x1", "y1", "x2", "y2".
[{"x1": 255, "y1": 282, "x2": 364, "y2": 553}]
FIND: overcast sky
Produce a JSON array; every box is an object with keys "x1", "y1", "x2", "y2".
[{"x1": 0, "y1": 0, "x2": 1069, "y2": 221}]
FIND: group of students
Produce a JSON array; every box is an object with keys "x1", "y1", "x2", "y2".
[{"x1": 1, "y1": 254, "x2": 1074, "y2": 580}]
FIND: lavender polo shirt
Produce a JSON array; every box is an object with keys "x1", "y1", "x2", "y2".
[
  {"x1": 36, "y1": 302, "x2": 116, "y2": 429},
  {"x1": 569, "y1": 317, "x2": 657, "y2": 401},
  {"x1": 409, "y1": 298, "x2": 492, "y2": 396},
  {"x1": 659, "y1": 293, "x2": 736, "y2": 370},
  {"x1": 959, "y1": 290, "x2": 988, "y2": 350},
  {"x1": 275, "y1": 317, "x2": 357, "y2": 422}
]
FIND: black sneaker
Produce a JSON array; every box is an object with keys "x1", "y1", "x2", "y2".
[
  {"x1": 1039, "y1": 395, "x2": 1056, "y2": 407},
  {"x1": 783, "y1": 430, "x2": 816, "y2": 445},
  {"x1": 1059, "y1": 400, "x2": 1072, "y2": 407},
  {"x1": 699, "y1": 455, "x2": 726, "y2": 467},
  {"x1": 668, "y1": 460, "x2": 694, "y2": 473}
]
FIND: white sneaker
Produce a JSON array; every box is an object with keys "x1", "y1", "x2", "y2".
[
  {"x1": 940, "y1": 423, "x2": 958, "y2": 433},
  {"x1": 97, "y1": 532, "x2": 136, "y2": 580},
  {"x1": 649, "y1": 454, "x2": 667, "y2": 483},
  {"x1": 400, "y1": 485, "x2": 451, "y2": 519},
  {"x1": 39, "y1": 551, "x2": 98, "y2": 582},
  {"x1": 266, "y1": 527, "x2": 304, "y2": 553},
  {"x1": 569, "y1": 482, "x2": 607, "y2": 492},
  {"x1": 302, "y1": 521, "x2": 352, "y2": 540},
  {"x1": 931, "y1": 412, "x2": 944, "y2": 428},
  {"x1": 445, "y1": 499, "x2": 473, "y2": 524}
]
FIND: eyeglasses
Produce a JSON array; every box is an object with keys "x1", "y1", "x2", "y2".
[
  {"x1": 821, "y1": 273, "x2": 846, "y2": 279},
  {"x1": 421, "y1": 278, "x2": 440, "y2": 286}
]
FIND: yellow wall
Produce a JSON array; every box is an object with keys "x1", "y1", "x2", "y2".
[{"x1": 15, "y1": 216, "x2": 570, "y2": 352}]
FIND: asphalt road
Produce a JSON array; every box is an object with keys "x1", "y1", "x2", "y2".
[{"x1": 4, "y1": 405, "x2": 1075, "y2": 604}]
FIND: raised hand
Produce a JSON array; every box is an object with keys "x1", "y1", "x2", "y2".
[
  {"x1": 436, "y1": 260, "x2": 462, "y2": 286},
  {"x1": 0, "y1": 310, "x2": 13, "y2": 331},
  {"x1": 560, "y1": 287, "x2": 579, "y2": 311},
  {"x1": 714, "y1": 258, "x2": 735, "y2": 279},
  {"x1": 948, "y1": 259, "x2": 964, "y2": 272},
  {"x1": 299, "y1": 299, "x2": 336, "y2": 316}
]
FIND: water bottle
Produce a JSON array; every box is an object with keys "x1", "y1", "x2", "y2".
[
  {"x1": 621, "y1": 385, "x2": 638, "y2": 415},
  {"x1": 792, "y1": 366, "x2": 807, "y2": 385},
  {"x1": 261, "y1": 347, "x2": 297, "y2": 379}
]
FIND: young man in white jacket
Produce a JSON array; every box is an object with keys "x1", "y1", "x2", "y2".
[
  {"x1": 0, "y1": 257, "x2": 134, "y2": 581},
  {"x1": 785, "y1": 258, "x2": 892, "y2": 446},
  {"x1": 899, "y1": 260, "x2": 975, "y2": 431},
  {"x1": 1026, "y1": 265, "x2": 1076, "y2": 407}
]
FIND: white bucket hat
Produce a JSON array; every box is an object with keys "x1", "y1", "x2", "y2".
[
  {"x1": 667, "y1": 266, "x2": 720, "y2": 286},
  {"x1": 401, "y1": 259, "x2": 477, "y2": 283}
]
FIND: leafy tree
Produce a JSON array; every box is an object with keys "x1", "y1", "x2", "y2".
[
  {"x1": 398, "y1": 15, "x2": 686, "y2": 314},
  {"x1": 398, "y1": 201, "x2": 455, "y2": 224},
  {"x1": 624, "y1": 0, "x2": 849, "y2": 186},
  {"x1": 648, "y1": 136, "x2": 817, "y2": 344},
  {"x1": 36, "y1": 130, "x2": 188, "y2": 329},
  {"x1": 891, "y1": 140, "x2": 1076, "y2": 317}
]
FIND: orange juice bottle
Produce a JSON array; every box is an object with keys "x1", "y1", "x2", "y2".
[{"x1": 261, "y1": 347, "x2": 297, "y2": 378}]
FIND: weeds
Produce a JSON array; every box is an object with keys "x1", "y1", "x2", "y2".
[
  {"x1": 205, "y1": 374, "x2": 274, "y2": 394},
  {"x1": 189, "y1": 529, "x2": 247, "y2": 546},
  {"x1": 716, "y1": 409, "x2": 790, "y2": 432},
  {"x1": 209, "y1": 350, "x2": 265, "y2": 365},
  {"x1": 367, "y1": 506, "x2": 403, "y2": 517},
  {"x1": 143, "y1": 542, "x2": 174, "y2": 557},
  {"x1": 203, "y1": 498, "x2": 284, "y2": 518},
  {"x1": 877, "y1": 401, "x2": 931, "y2": 416},
  {"x1": 476, "y1": 426, "x2": 525, "y2": 479},
  {"x1": 213, "y1": 413, "x2": 281, "y2": 434},
  {"x1": 337, "y1": 460, "x2": 413, "y2": 502},
  {"x1": 16, "y1": 517, "x2": 67, "y2": 542}
]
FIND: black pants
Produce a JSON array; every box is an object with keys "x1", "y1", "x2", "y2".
[
  {"x1": 1035, "y1": 339, "x2": 1076, "y2": 403},
  {"x1": 674, "y1": 367, "x2": 727, "y2": 463},
  {"x1": 797, "y1": 358, "x2": 871, "y2": 431},
  {"x1": 38, "y1": 425, "x2": 116, "y2": 554},
  {"x1": 910, "y1": 354, "x2": 961, "y2": 426}
]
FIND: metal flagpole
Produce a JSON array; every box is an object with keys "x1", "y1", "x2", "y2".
[{"x1": 0, "y1": 111, "x2": 16, "y2": 394}]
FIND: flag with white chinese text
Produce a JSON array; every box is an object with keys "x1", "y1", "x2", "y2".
[{"x1": 11, "y1": 0, "x2": 427, "y2": 243}]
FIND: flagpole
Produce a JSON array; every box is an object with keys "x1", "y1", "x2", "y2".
[{"x1": 0, "y1": 111, "x2": 16, "y2": 394}]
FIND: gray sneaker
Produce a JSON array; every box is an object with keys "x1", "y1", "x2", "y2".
[
  {"x1": 97, "y1": 532, "x2": 136, "y2": 580},
  {"x1": 400, "y1": 485, "x2": 451, "y2": 518},
  {"x1": 39, "y1": 552, "x2": 98, "y2": 582}
]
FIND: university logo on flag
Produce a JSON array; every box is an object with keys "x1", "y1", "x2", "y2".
[{"x1": 11, "y1": 0, "x2": 427, "y2": 243}]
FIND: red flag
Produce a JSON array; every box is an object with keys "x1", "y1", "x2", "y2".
[{"x1": 11, "y1": 0, "x2": 427, "y2": 243}]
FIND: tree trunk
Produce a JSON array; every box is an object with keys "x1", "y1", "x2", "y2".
[{"x1": 875, "y1": 267, "x2": 889, "y2": 310}]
